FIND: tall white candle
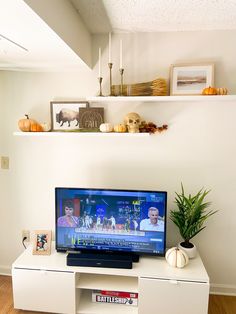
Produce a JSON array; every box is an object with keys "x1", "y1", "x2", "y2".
[
  {"x1": 120, "y1": 39, "x2": 123, "y2": 69},
  {"x1": 108, "y1": 32, "x2": 112, "y2": 63},
  {"x1": 98, "y1": 47, "x2": 101, "y2": 77}
]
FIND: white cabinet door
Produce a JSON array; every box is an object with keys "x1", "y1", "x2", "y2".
[
  {"x1": 12, "y1": 268, "x2": 75, "y2": 314},
  {"x1": 138, "y1": 277, "x2": 209, "y2": 314}
]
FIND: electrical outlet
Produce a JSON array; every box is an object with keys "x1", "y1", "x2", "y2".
[
  {"x1": 22, "y1": 230, "x2": 30, "y2": 242},
  {"x1": 1, "y1": 156, "x2": 9, "y2": 169}
]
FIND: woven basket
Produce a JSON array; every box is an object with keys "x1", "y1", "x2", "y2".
[{"x1": 111, "y1": 78, "x2": 167, "y2": 96}]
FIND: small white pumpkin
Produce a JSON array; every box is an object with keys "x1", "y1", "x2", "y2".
[
  {"x1": 40, "y1": 122, "x2": 51, "y2": 132},
  {"x1": 99, "y1": 123, "x2": 113, "y2": 133},
  {"x1": 165, "y1": 247, "x2": 189, "y2": 268},
  {"x1": 216, "y1": 87, "x2": 228, "y2": 95}
]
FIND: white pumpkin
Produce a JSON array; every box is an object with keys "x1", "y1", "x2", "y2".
[
  {"x1": 216, "y1": 87, "x2": 228, "y2": 95},
  {"x1": 99, "y1": 123, "x2": 113, "y2": 133},
  {"x1": 165, "y1": 247, "x2": 189, "y2": 268},
  {"x1": 40, "y1": 122, "x2": 51, "y2": 132}
]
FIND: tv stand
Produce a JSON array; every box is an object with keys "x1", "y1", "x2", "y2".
[
  {"x1": 67, "y1": 251, "x2": 133, "y2": 269},
  {"x1": 12, "y1": 244, "x2": 209, "y2": 314}
]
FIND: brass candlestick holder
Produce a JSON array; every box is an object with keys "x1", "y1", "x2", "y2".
[
  {"x1": 108, "y1": 63, "x2": 113, "y2": 96},
  {"x1": 119, "y1": 68, "x2": 124, "y2": 96},
  {"x1": 98, "y1": 77, "x2": 104, "y2": 96}
]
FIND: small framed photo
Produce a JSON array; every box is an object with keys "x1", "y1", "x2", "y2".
[
  {"x1": 170, "y1": 63, "x2": 214, "y2": 95},
  {"x1": 50, "y1": 101, "x2": 89, "y2": 131},
  {"x1": 33, "y1": 230, "x2": 52, "y2": 255}
]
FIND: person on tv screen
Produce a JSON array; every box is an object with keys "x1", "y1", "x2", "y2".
[
  {"x1": 133, "y1": 219, "x2": 138, "y2": 231},
  {"x1": 109, "y1": 215, "x2": 116, "y2": 230},
  {"x1": 57, "y1": 200, "x2": 79, "y2": 227},
  {"x1": 140, "y1": 207, "x2": 164, "y2": 231}
]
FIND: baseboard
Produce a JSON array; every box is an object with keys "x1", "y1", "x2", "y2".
[
  {"x1": 0, "y1": 265, "x2": 11, "y2": 276},
  {"x1": 210, "y1": 283, "x2": 236, "y2": 296}
]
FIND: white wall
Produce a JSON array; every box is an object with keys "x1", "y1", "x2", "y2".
[
  {"x1": 0, "y1": 72, "x2": 3, "y2": 141},
  {"x1": 0, "y1": 72, "x2": 10, "y2": 275},
  {"x1": 93, "y1": 30, "x2": 236, "y2": 94},
  {"x1": 1, "y1": 30, "x2": 236, "y2": 295},
  {"x1": 24, "y1": 0, "x2": 92, "y2": 67}
]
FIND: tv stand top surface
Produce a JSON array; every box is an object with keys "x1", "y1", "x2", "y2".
[{"x1": 12, "y1": 243, "x2": 209, "y2": 284}]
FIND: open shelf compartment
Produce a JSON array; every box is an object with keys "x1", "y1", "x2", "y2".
[{"x1": 76, "y1": 273, "x2": 138, "y2": 293}]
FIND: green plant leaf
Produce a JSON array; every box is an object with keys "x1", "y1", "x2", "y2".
[{"x1": 170, "y1": 184, "x2": 218, "y2": 242}]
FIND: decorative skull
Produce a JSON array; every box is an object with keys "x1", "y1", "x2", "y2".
[{"x1": 124, "y1": 112, "x2": 141, "y2": 133}]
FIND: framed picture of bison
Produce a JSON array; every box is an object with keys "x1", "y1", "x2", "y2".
[{"x1": 50, "y1": 101, "x2": 89, "y2": 131}]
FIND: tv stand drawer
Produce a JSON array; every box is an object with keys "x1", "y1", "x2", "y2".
[
  {"x1": 12, "y1": 268, "x2": 75, "y2": 314},
  {"x1": 139, "y1": 277, "x2": 209, "y2": 314}
]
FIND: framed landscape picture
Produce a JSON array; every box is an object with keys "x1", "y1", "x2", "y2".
[
  {"x1": 170, "y1": 63, "x2": 214, "y2": 95},
  {"x1": 50, "y1": 101, "x2": 89, "y2": 131}
]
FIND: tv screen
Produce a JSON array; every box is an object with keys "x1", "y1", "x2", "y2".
[{"x1": 55, "y1": 187, "x2": 167, "y2": 256}]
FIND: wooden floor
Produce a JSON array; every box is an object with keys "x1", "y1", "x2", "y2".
[
  {"x1": 1, "y1": 275, "x2": 236, "y2": 314},
  {"x1": 208, "y1": 294, "x2": 236, "y2": 314}
]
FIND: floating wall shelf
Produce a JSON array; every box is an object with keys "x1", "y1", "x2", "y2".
[
  {"x1": 87, "y1": 95, "x2": 236, "y2": 102},
  {"x1": 13, "y1": 132, "x2": 150, "y2": 137},
  {"x1": 14, "y1": 95, "x2": 236, "y2": 138}
]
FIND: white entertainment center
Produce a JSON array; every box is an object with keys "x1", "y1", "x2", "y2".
[{"x1": 12, "y1": 244, "x2": 209, "y2": 314}]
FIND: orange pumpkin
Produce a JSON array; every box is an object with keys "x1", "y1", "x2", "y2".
[
  {"x1": 30, "y1": 123, "x2": 43, "y2": 132},
  {"x1": 18, "y1": 114, "x2": 43, "y2": 132},
  {"x1": 114, "y1": 124, "x2": 127, "y2": 133},
  {"x1": 202, "y1": 86, "x2": 217, "y2": 95},
  {"x1": 18, "y1": 115, "x2": 35, "y2": 132}
]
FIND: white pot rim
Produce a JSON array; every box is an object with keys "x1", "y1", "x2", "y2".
[{"x1": 178, "y1": 242, "x2": 197, "y2": 259}]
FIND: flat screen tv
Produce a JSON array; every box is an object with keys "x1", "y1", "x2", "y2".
[{"x1": 55, "y1": 187, "x2": 167, "y2": 257}]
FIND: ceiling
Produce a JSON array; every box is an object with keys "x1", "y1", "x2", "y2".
[
  {"x1": 1, "y1": 0, "x2": 236, "y2": 71},
  {"x1": 0, "y1": 0, "x2": 87, "y2": 71},
  {"x1": 72, "y1": 0, "x2": 236, "y2": 33}
]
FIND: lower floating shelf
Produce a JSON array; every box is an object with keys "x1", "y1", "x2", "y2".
[{"x1": 13, "y1": 132, "x2": 150, "y2": 137}]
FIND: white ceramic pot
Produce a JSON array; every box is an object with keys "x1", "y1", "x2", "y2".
[{"x1": 178, "y1": 242, "x2": 197, "y2": 259}]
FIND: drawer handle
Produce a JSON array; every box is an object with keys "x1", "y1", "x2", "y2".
[{"x1": 169, "y1": 280, "x2": 178, "y2": 284}]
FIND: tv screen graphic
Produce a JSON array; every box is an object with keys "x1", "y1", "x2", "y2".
[{"x1": 55, "y1": 188, "x2": 167, "y2": 256}]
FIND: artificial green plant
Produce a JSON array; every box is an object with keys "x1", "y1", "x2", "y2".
[{"x1": 170, "y1": 184, "x2": 217, "y2": 248}]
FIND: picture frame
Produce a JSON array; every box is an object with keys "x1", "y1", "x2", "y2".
[
  {"x1": 79, "y1": 107, "x2": 104, "y2": 130},
  {"x1": 170, "y1": 63, "x2": 214, "y2": 95},
  {"x1": 50, "y1": 101, "x2": 89, "y2": 131},
  {"x1": 32, "y1": 230, "x2": 52, "y2": 255}
]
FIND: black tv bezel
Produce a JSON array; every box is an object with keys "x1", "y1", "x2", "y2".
[{"x1": 55, "y1": 187, "x2": 167, "y2": 257}]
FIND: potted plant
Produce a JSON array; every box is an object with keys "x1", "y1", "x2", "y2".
[{"x1": 170, "y1": 184, "x2": 217, "y2": 258}]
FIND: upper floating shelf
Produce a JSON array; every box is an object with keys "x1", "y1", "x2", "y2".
[{"x1": 87, "y1": 95, "x2": 236, "y2": 102}]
